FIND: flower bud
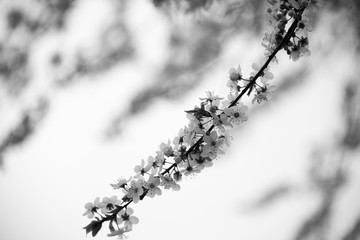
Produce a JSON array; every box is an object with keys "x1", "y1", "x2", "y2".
[
  {"x1": 288, "y1": 9, "x2": 295, "y2": 18},
  {"x1": 173, "y1": 171, "x2": 182, "y2": 181},
  {"x1": 209, "y1": 105, "x2": 217, "y2": 114},
  {"x1": 229, "y1": 71, "x2": 240, "y2": 81},
  {"x1": 298, "y1": 21, "x2": 306, "y2": 29},
  {"x1": 277, "y1": 21, "x2": 286, "y2": 29},
  {"x1": 174, "y1": 156, "x2": 182, "y2": 164},
  {"x1": 276, "y1": 11, "x2": 284, "y2": 20}
]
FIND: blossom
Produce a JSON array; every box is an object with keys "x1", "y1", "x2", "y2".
[
  {"x1": 154, "y1": 151, "x2": 166, "y2": 172},
  {"x1": 221, "y1": 131, "x2": 233, "y2": 147},
  {"x1": 199, "y1": 91, "x2": 224, "y2": 108},
  {"x1": 212, "y1": 113, "x2": 231, "y2": 132},
  {"x1": 201, "y1": 131, "x2": 220, "y2": 159},
  {"x1": 173, "y1": 128, "x2": 185, "y2": 149},
  {"x1": 262, "y1": 31, "x2": 277, "y2": 56},
  {"x1": 205, "y1": 100, "x2": 220, "y2": 113},
  {"x1": 200, "y1": 92, "x2": 222, "y2": 113},
  {"x1": 173, "y1": 145, "x2": 187, "y2": 162},
  {"x1": 227, "y1": 65, "x2": 242, "y2": 93},
  {"x1": 134, "y1": 159, "x2": 152, "y2": 178},
  {"x1": 199, "y1": 91, "x2": 224, "y2": 102},
  {"x1": 221, "y1": 93, "x2": 238, "y2": 108},
  {"x1": 172, "y1": 171, "x2": 182, "y2": 181},
  {"x1": 250, "y1": 63, "x2": 274, "y2": 84},
  {"x1": 107, "y1": 227, "x2": 131, "y2": 238},
  {"x1": 144, "y1": 174, "x2": 162, "y2": 198},
  {"x1": 224, "y1": 103, "x2": 249, "y2": 126},
  {"x1": 307, "y1": 0, "x2": 319, "y2": 14},
  {"x1": 159, "y1": 174, "x2": 181, "y2": 191},
  {"x1": 117, "y1": 207, "x2": 139, "y2": 229},
  {"x1": 110, "y1": 177, "x2": 131, "y2": 190},
  {"x1": 297, "y1": 18, "x2": 314, "y2": 37},
  {"x1": 228, "y1": 65, "x2": 242, "y2": 81},
  {"x1": 180, "y1": 159, "x2": 201, "y2": 177},
  {"x1": 144, "y1": 156, "x2": 160, "y2": 175},
  {"x1": 289, "y1": 37, "x2": 311, "y2": 62},
  {"x1": 83, "y1": 197, "x2": 101, "y2": 218},
  {"x1": 227, "y1": 79, "x2": 239, "y2": 93},
  {"x1": 160, "y1": 140, "x2": 174, "y2": 157},
  {"x1": 289, "y1": 46, "x2": 310, "y2": 61},
  {"x1": 125, "y1": 179, "x2": 144, "y2": 203},
  {"x1": 192, "y1": 153, "x2": 213, "y2": 170},
  {"x1": 252, "y1": 85, "x2": 276, "y2": 104},
  {"x1": 98, "y1": 195, "x2": 121, "y2": 214}
]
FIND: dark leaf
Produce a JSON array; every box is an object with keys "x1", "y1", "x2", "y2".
[
  {"x1": 185, "y1": 109, "x2": 199, "y2": 114},
  {"x1": 92, "y1": 221, "x2": 103, "y2": 237},
  {"x1": 83, "y1": 220, "x2": 103, "y2": 237},
  {"x1": 185, "y1": 107, "x2": 211, "y2": 118},
  {"x1": 83, "y1": 221, "x2": 97, "y2": 235}
]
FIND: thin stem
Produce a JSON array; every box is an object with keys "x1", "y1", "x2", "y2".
[
  {"x1": 163, "y1": 18, "x2": 302, "y2": 179},
  {"x1": 229, "y1": 16, "x2": 301, "y2": 108},
  {"x1": 184, "y1": 15, "x2": 303, "y2": 159}
]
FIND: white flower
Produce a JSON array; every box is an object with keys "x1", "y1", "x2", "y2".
[
  {"x1": 117, "y1": 208, "x2": 139, "y2": 229},
  {"x1": 227, "y1": 65, "x2": 242, "y2": 93},
  {"x1": 110, "y1": 177, "x2": 131, "y2": 190},
  {"x1": 134, "y1": 159, "x2": 152, "y2": 178},
  {"x1": 83, "y1": 197, "x2": 101, "y2": 218},
  {"x1": 251, "y1": 63, "x2": 274, "y2": 84},
  {"x1": 192, "y1": 153, "x2": 213, "y2": 170},
  {"x1": 221, "y1": 93, "x2": 238, "y2": 108},
  {"x1": 145, "y1": 156, "x2": 159, "y2": 175},
  {"x1": 199, "y1": 91, "x2": 224, "y2": 102},
  {"x1": 173, "y1": 127, "x2": 193, "y2": 149},
  {"x1": 290, "y1": 45, "x2": 311, "y2": 62},
  {"x1": 98, "y1": 196, "x2": 120, "y2": 214},
  {"x1": 159, "y1": 174, "x2": 181, "y2": 191},
  {"x1": 180, "y1": 160, "x2": 201, "y2": 176},
  {"x1": 199, "y1": 92, "x2": 222, "y2": 113},
  {"x1": 160, "y1": 140, "x2": 174, "y2": 157},
  {"x1": 205, "y1": 100, "x2": 220, "y2": 113},
  {"x1": 145, "y1": 174, "x2": 162, "y2": 198},
  {"x1": 201, "y1": 131, "x2": 220, "y2": 159},
  {"x1": 126, "y1": 179, "x2": 144, "y2": 203},
  {"x1": 224, "y1": 103, "x2": 249, "y2": 126},
  {"x1": 221, "y1": 131, "x2": 233, "y2": 147},
  {"x1": 172, "y1": 171, "x2": 182, "y2": 181},
  {"x1": 212, "y1": 114, "x2": 231, "y2": 132},
  {"x1": 228, "y1": 65, "x2": 242, "y2": 81},
  {"x1": 252, "y1": 85, "x2": 276, "y2": 104},
  {"x1": 154, "y1": 151, "x2": 166, "y2": 172}
]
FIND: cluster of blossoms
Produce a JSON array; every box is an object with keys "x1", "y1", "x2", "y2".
[
  {"x1": 263, "y1": 0, "x2": 318, "y2": 61},
  {"x1": 83, "y1": 1, "x2": 316, "y2": 238}
]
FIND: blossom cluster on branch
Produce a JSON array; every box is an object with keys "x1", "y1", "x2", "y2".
[{"x1": 83, "y1": 0, "x2": 318, "y2": 238}]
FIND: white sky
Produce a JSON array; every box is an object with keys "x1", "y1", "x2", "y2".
[{"x1": 1, "y1": 1, "x2": 360, "y2": 240}]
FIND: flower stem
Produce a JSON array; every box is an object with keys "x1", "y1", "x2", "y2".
[{"x1": 229, "y1": 15, "x2": 302, "y2": 108}]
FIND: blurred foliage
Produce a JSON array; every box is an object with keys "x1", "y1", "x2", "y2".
[
  {"x1": 250, "y1": 79, "x2": 360, "y2": 240},
  {"x1": 0, "y1": 0, "x2": 76, "y2": 94},
  {"x1": 0, "y1": 0, "x2": 132, "y2": 165},
  {"x1": 0, "y1": 98, "x2": 48, "y2": 166},
  {"x1": 106, "y1": 0, "x2": 268, "y2": 137}
]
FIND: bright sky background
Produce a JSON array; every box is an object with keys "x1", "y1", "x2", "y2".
[{"x1": 1, "y1": 1, "x2": 360, "y2": 240}]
